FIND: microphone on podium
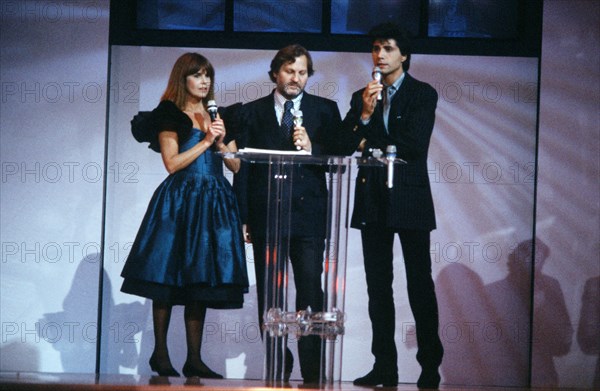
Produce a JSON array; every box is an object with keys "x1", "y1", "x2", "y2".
[
  {"x1": 386, "y1": 145, "x2": 396, "y2": 189},
  {"x1": 207, "y1": 100, "x2": 218, "y2": 122},
  {"x1": 372, "y1": 67, "x2": 382, "y2": 100}
]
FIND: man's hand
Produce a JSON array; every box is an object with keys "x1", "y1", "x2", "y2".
[
  {"x1": 361, "y1": 79, "x2": 384, "y2": 121},
  {"x1": 293, "y1": 125, "x2": 311, "y2": 152}
]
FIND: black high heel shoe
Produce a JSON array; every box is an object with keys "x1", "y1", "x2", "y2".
[
  {"x1": 182, "y1": 361, "x2": 223, "y2": 379},
  {"x1": 149, "y1": 354, "x2": 181, "y2": 377}
]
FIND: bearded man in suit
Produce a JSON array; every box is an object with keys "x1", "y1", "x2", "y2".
[{"x1": 234, "y1": 44, "x2": 342, "y2": 384}]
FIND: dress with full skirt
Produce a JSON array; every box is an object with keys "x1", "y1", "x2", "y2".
[{"x1": 121, "y1": 127, "x2": 248, "y2": 308}]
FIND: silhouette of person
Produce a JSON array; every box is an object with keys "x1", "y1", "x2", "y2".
[
  {"x1": 434, "y1": 263, "x2": 491, "y2": 385},
  {"x1": 577, "y1": 275, "x2": 600, "y2": 388},
  {"x1": 486, "y1": 238, "x2": 572, "y2": 387},
  {"x1": 38, "y1": 253, "x2": 146, "y2": 373}
]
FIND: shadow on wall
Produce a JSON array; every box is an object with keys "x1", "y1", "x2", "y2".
[
  {"x1": 436, "y1": 238, "x2": 572, "y2": 387},
  {"x1": 99, "y1": 274, "x2": 264, "y2": 378},
  {"x1": 125, "y1": 288, "x2": 264, "y2": 380},
  {"x1": 40, "y1": 252, "x2": 264, "y2": 378},
  {"x1": 0, "y1": 342, "x2": 40, "y2": 373},
  {"x1": 577, "y1": 274, "x2": 600, "y2": 388},
  {"x1": 36, "y1": 253, "x2": 145, "y2": 373}
]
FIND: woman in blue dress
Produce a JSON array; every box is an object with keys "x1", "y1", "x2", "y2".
[{"x1": 121, "y1": 53, "x2": 248, "y2": 378}]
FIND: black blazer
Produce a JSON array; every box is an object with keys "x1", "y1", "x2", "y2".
[
  {"x1": 234, "y1": 91, "x2": 342, "y2": 238},
  {"x1": 339, "y1": 73, "x2": 438, "y2": 231}
]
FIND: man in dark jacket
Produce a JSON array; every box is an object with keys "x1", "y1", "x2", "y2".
[
  {"x1": 338, "y1": 23, "x2": 444, "y2": 389},
  {"x1": 234, "y1": 44, "x2": 342, "y2": 384}
]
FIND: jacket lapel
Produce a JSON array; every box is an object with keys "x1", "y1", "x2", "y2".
[
  {"x1": 299, "y1": 94, "x2": 316, "y2": 138},
  {"x1": 258, "y1": 92, "x2": 288, "y2": 149}
]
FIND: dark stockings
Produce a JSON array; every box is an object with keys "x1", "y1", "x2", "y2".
[
  {"x1": 183, "y1": 303, "x2": 208, "y2": 368},
  {"x1": 151, "y1": 301, "x2": 209, "y2": 368},
  {"x1": 150, "y1": 301, "x2": 177, "y2": 371}
]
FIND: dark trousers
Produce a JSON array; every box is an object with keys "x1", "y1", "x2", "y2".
[
  {"x1": 361, "y1": 226, "x2": 443, "y2": 372},
  {"x1": 253, "y1": 235, "x2": 325, "y2": 381}
]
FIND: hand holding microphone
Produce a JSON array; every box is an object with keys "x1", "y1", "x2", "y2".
[
  {"x1": 362, "y1": 67, "x2": 384, "y2": 120},
  {"x1": 206, "y1": 100, "x2": 225, "y2": 145},
  {"x1": 293, "y1": 109, "x2": 303, "y2": 150},
  {"x1": 372, "y1": 67, "x2": 382, "y2": 100},
  {"x1": 207, "y1": 100, "x2": 218, "y2": 122}
]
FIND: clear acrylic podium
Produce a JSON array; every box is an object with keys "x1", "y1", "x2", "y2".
[{"x1": 233, "y1": 151, "x2": 353, "y2": 384}]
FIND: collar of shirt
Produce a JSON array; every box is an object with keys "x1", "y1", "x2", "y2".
[
  {"x1": 384, "y1": 72, "x2": 406, "y2": 101},
  {"x1": 274, "y1": 90, "x2": 303, "y2": 125}
]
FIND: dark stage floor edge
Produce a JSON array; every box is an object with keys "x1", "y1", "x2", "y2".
[{"x1": 0, "y1": 372, "x2": 589, "y2": 391}]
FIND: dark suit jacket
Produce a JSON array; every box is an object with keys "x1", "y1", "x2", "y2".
[
  {"x1": 234, "y1": 91, "x2": 342, "y2": 238},
  {"x1": 339, "y1": 73, "x2": 437, "y2": 231}
]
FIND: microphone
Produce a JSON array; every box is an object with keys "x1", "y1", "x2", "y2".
[
  {"x1": 293, "y1": 109, "x2": 303, "y2": 150},
  {"x1": 386, "y1": 145, "x2": 396, "y2": 189},
  {"x1": 372, "y1": 67, "x2": 382, "y2": 100},
  {"x1": 207, "y1": 100, "x2": 218, "y2": 122}
]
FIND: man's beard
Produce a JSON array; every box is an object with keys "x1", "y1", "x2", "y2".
[{"x1": 281, "y1": 83, "x2": 304, "y2": 99}]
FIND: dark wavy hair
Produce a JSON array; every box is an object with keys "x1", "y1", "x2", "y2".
[
  {"x1": 368, "y1": 23, "x2": 412, "y2": 72},
  {"x1": 269, "y1": 44, "x2": 314, "y2": 83},
  {"x1": 161, "y1": 52, "x2": 215, "y2": 109}
]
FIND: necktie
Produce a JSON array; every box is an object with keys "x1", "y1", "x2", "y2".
[
  {"x1": 281, "y1": 100, "x2": 294, "y2": 138},
  {"x1": 383, "y1": 86, "x2": 395, "y2": 132}
]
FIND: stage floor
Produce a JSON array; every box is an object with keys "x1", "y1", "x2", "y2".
[{"x1": 0, "y1": 372, "x2": 579, "y2": 391}]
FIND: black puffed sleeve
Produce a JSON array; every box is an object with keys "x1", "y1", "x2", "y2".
[{"x1": 131, "y1": 100, "x2": 193, "y2": 152}]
